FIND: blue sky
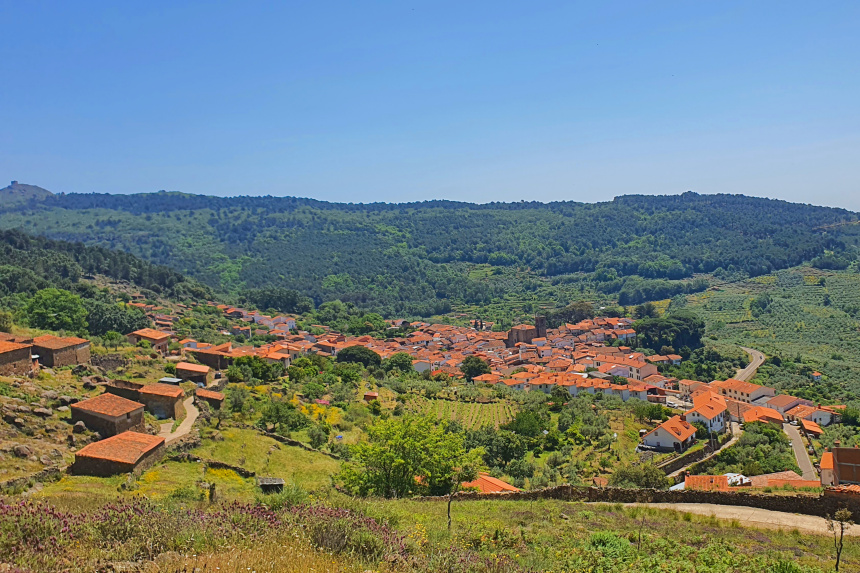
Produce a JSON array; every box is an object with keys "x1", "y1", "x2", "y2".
[{"x1": 1, "y1": 1, "x2": 858, "y2": 209}]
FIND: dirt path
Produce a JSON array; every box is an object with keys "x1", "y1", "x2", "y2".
[
  {"x1": 736, "y1": 347, "x2": 766, "y2": 381},
  {"x1": 783, "y1": 422, "x2": 818, "y2": 480},
  {"x1": 158, "y1": 396, "x2": 199, "y2": 445},
  {"x1": 616, "y1": 502, "x2": 858, "y2": 536}
]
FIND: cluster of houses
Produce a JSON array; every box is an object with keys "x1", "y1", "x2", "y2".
[{"x1": 643, "y1": 376, "x2": 842, "y2": 455}]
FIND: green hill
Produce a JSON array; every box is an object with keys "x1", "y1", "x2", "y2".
[
  {"x1": 0, "y1": 180, "x2": 53, "y2": 204},
  {"x1": 0, "y1": 188, "x2": 857, "y2": 317}
]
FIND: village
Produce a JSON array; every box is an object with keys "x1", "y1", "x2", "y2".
[{"x1": 1, "y1": 294, "x2": 858, "y2": 502}]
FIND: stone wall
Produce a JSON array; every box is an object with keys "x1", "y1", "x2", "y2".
[
  {"x1": 416, "y1": 485, "x2": 860, "y2": 518},
  {"x1": 71, "y1": 408, "x2": 145, "y2": 437},
  {"x1": 36, "y1": 344, "x2": 91, "y2": 368},
  {"x1": 72, "y1": 442, "x2": 165, "y2": 477},
  {"x1": 0, "y1": 346, "x2": 33, "y2": 376}
]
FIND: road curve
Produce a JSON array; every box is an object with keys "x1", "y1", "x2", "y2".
[
  {"x1": 735, "y1": 347, "x2": 766, "y2": 381},
  {"x1": 158, "y1": 396, "x2": 199, "y2": 445}
]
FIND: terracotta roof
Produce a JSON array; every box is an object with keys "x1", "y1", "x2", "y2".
[
  {"x1": 820, "y1": 451, "x2": 834, "y2": 470},
  {"x1": 766, "y1": 394, "x2": 801, "y2": 408},
  {"x1": 138, "y1": 383, "x2": 184, "y2": 398},
  {"x1": 195, "y1": 388, "x2": 225, "y2": 401},
  {"x1": 71, "y1": 393, "x2": 144, "y2": 417},
  {"x1": 749, "y1": 470, "x2": 804, "y2": 488},
  {"x1": 462, "y1": 472, "x2": 520, "y2": 493},
  {"x1": 685, "y1": 474, "x2": 729, "y2": 491},
  {"x1": 129, "y1": 328, "x2": 171, "y2": 341},
  {"x1": 75, "y1": 431, "x2": 164, "y2": 464},
  {"x1": 800, "y1": 419, "x2": 823, "y2": 435},
  {"x1": 742, "y1": 406, "x2": 783, "y2": 424},
  {"x1": 0, "y1": 340, "x2": 30, "y2": 354},
  {"x1": 646, "y1": 415, "x2": 696, "y2": 442},
  {"x1": 32, "y1": 334, "x2": 90, "y2": 349},
  {"x1": 175, "y1": 362, "x2": 210, "y2": 374}
]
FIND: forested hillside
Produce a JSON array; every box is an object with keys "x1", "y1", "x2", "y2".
[{"x1": 1, "y1": 189, "x2": 857, "y2": 317}]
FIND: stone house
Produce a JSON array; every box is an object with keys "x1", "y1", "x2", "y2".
[
  {"x1": 31, "y1": 335, "x2": 91, "y2": 367},
  {"x1": 70, "y1": 393, "x2": 145, "y2": 437},
  {"x1": 137, "y1": 383, "x2": 184, "y2": 419},
  {"x1": 175, "y1": 361, "x2": 211, "y2": 385},
  {"x1": 126, "y1": 328, "x2": 171, "y2": 353},
  {"x1": 195, "y1": 387, "x2": 225, "y2": 409},
  {"x1": 71, "y1": 431, "x2": 165, "y2": 476},
  {"x1": 820, "y1": 446, "x2": 860, "y2": 487},
  {"x1": 103, "y1": 379, "x2": 144, "y2": 401},
  {"x1": 0, "y1": 340, "x2": 33, "y2": 376}
]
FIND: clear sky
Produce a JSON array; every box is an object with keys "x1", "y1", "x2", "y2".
[{"x1": 1, "y1": 1, "x2": 858, "y2": 209}]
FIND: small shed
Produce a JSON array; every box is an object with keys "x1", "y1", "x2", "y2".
[
  {"x1": 257, "y1": 477, "x2": 285, "y2": 494},
  {"x1": 196, "y1": 387, "x2": 225, "y2": 409},
  {"x1": 138, "y1": 383, "x2": 185, "y2": 419},
  {"x1": 159, "y1": 377, "x2": 183, "y2": 385},
  {"x1": 363, "y1": 391, "x2": 379, "y2": 402},
  {"x1": 175, "y1": 361, "x2": 212, "y2": 385}
]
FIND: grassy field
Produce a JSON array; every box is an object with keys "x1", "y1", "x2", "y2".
[
  {"x1": 403, "y1": 395, "x2": 518, "y2": 429},
  {"x1": 369, "y1": 496, "x2": 860, "y2": 572}
]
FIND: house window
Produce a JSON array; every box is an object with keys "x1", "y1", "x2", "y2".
[{"x1": 127, "y1": 413, "x2": 131, "y2": 420}]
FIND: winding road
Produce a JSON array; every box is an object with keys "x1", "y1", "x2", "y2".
[
  {"x1": 158, "y1": 396, "x2": 199, "y2": 445},
  {"x1": 735, "y1": 347, "x2": 766, "y2": 381}
]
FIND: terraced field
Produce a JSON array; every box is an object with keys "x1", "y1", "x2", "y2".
[{"x1": 404, "y1": 396, "x2": 518, "y2": 429}]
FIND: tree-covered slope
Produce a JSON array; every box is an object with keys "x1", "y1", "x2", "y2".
[{"x1": 0, "y1": 189, "x2": 856, "y2": 316}]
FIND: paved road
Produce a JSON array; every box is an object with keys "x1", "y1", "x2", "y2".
[
  {"x1": 735, "y1": 347, "x2": 766, "y2": 381},
  {"x1": 158, "y1": 396, "x2": 199, "y2": 445},
  {"x1": 783, "y1": 422, "x2": 817, "y2": 480},
  {"x1": 616, "y1": 503, "x2": 858, "y2": 536}
]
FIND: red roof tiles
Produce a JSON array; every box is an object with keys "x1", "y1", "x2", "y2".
[
  {"x1": 75, "y1": 431, "x2": 164, "y2": 464},
  {"x1": 71, "y1": 393, "x2": 144, "y2": 417}
]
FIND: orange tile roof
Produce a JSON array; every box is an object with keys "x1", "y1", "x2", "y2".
[
  {"x1": 0, "y1": 340, "x2": 31, "y2": 354},
  {"x1": 75, "y1": 431, "x2": 164, "y2": 464},
  {"x1": 175, "y1": 361, "x2": 210, "y2": 374},
  {"x1": 138, "y1": 383, "x2": 184, "y2": 398},
  {"x1": 820, "y1": 451, "x2": 834, "y2": 470},
  {"x1": 685, "y1": 474, "x2": 729, "y2": 491},
  {"x1": 647, "y1": 415, "x2": 697, "y2": 442},
  {"x1": 195, "y1": 388, "x2": 225, "y2": 401},
  {"x1": 742, "y1": 406, "x2": 783, "y2": 424},
  {"x1": 71, "y1": 393, "x2": 144, "y2": 417},
  {"x1": 462, "y1": 473, "x2": 520, "y2": 493},
  {"x1": 800, "y1": 419, "x2": 823, "y2": 435},
  {"x1": 129, "y1": 328, "x2": 171, "y2": 341},
  {"x1": 32, "y1": 334, "x2": 90, "y2": 349},
  {"x1": 767, "y1": 394, "x2": 802, "y2": 408}
]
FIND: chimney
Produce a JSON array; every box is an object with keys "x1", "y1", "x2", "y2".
[
  {"x1": 834, "y1": 440, "x2": 841, "y2": 448},
  {"x1": 680, "y1": 414, "x2": 686, "y2": 422}
]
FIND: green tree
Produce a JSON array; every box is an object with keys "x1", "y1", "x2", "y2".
[
  {"x1": 26, "y1": 288, "x2": 88, "y2": 332},
  {"x1": 308, "y1": 424, "x2": 329, "y2": 449},
  {"x1": 337, "y1": 345, "x2": 382, "y2": 368},
  {"x1": 302, "y1": 381, "x2": 326, "y2": 401},
  {"x1": 384, "y1": 352, "x2": 414, "y2": 374},
  {"x1": 338, "y1": 416, "x2": 483, "y2": 498},
  {"x1": 460, "y1": 355, "x2": 491, "y2": 382},
  {"x1": 227, "y1": 386, "x2": 250, "y2": 413},
  {"x1": 609, "y1": 463, "x2": 669, "y2": 489},
  {"x1": 82, "y1": 299, "x2": 148, "y2": 336},
  {"x1": 258, "y1": 401, "x2": 309, "y2": 433},
  {"x1": 102, "y1": 330, "x2": 124, "y2": 348},
  {"x1": 0, "y1": 310, "x2": 12, "y2": 333}
]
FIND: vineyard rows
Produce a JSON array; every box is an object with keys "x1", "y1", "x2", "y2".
[{"x1": 404, "y1": 396, "x2": 517, "y2": 429}]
